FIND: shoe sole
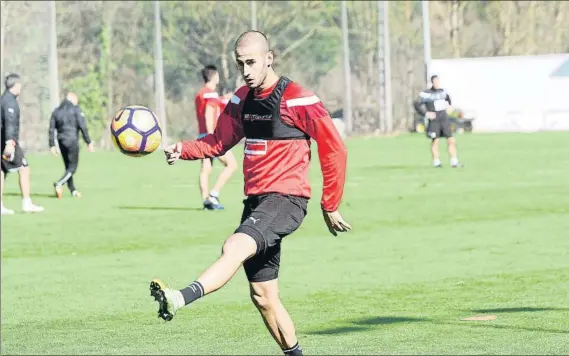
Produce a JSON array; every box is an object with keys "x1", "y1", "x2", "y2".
[
  {"x1": 55, "y1": 187, "x2": 63, "y2": 199},
  {"x1": 149, "y1": 279, "x2": 174, "y2": 321}
]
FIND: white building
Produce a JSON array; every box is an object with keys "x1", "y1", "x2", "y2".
[{"x1": 430, "y1": 53, "x2": 569, "y2": 133}]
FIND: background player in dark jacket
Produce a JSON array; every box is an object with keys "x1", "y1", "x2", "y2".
[
  {"x1": 1, "y1": 73, "x2": 44, "y2": 214},
  {"x1": 49, "y1": 92, "x2": 93, "y2": 198},
  {"x1": 151, "y1": 31, "x2": 351, "y2": 356},
  {"x1": 413, "y1": 75, "x2": 462, "y2": 168}
]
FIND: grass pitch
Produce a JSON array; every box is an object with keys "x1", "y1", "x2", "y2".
[{"x1": 2, "y1": 132, "x2": 568, "y2": 355}]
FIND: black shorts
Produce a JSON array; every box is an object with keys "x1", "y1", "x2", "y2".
[
  {"x1": 1, "y1": 142, "x2": 28, "y2": 174},
  {"x1": 235, "y1": 193, "x2": 308, "y2": 283},
  {"x1": 427, "y1": 119, "x2": 453, "y2": 139}
]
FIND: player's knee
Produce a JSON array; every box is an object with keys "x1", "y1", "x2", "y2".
[
  {"x1": 250, "y1": 290, "x2": 278, "y2": 312},
  {"x1": 200, "y1": 164, "x2": 212, "y2": 175},
  {"x1": 221, "y1": 233, "x2": 256, "y2": 260},
  {"x1": 226, "y1": 158, "x2": 237, "y2": 172}
]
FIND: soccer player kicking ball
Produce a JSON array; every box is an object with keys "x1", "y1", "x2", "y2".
[{"x1": 151, "y1": 31, "x2": 351, "y2": 356}]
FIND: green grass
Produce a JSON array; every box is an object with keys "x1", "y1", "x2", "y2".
[{"x1": 2, "y1": 132, "x2": 569, "y2": 355}]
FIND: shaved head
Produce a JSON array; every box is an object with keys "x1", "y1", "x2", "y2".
[
  {"x1": 234, "y1": 31, "x2": 270, "y2": 54},
  {"x1": 66, "y1": 91, "x2": 78, "y2": 105},
  {"x1": 234, "y1": 31, "x2": 275, "y2": 89}
]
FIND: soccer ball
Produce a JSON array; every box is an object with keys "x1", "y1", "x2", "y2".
[{"x1": 110, "y1": 105, "x2": 162, "y2": 157}]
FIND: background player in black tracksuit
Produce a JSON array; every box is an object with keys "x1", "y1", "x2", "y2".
[
  {"x1": 413, "y1": 75, "x2": 462, "y2": 168},
  {"x1": 1, "y1": 73, "x2": 44, "y2": 214},
  {"x1": 49, "y1": 92, "x2": 93, "y2": 198}
]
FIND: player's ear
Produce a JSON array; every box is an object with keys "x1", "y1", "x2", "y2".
[{"x1": 267, "y1": 50, "x2": 274, "y2": 67}]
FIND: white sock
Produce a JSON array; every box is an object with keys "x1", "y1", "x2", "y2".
[
  {"x1": 433, "y1": 159, "x2": 441, "y2": 166},
  {"x1": 209, "y1": 190, "x2": 219, "y2": 198},
  {"x1": 450, "y1": 157, "x2": 459, "y2": 166},
  {"x1": 173, "y1": 290, "x2": 185, "y2": 309},
  {"x1": 22, "y1": 197, "x2": 33, "y2": 207}
]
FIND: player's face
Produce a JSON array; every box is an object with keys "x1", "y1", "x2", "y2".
[
  {"x1": 431, "y1": 77, "x2": 440, "y2": 89},
  {"x1": 235, "y1": 44, "x2": 273, "y2": 89},
  {"x1": 12, "y1": 82, "x2": 21, "y2": 96},
  {"x1": 211, "y1": 72, "x2": 220, "y2": 86}
]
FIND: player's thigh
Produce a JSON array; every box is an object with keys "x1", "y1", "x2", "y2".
[
  {"x1": 239, "y1": 197, "x2": 255, "y2": 225},
  {"x1": 68, "y1": 144, "x2": 80, "y2": 167},
  {"x1": 440, "y1": 120, "x2": 454, "y2": 138},
  {"x1": 59, "y1": 143, "x2": 71, "y2": 167},
  {"x1": 236, "y1": 194, "x2": 308, "y2": 255},
  {"x1": 217, "y1": 150, "x2": 236, "y2": 167},
  {"x1": 237, "y1": 194, "x2": 307, "y2": 283},
  {"x1": 426, "y1": 120, "x2": 442, "y2": 140},
  {"x1": 200, "y1": 157, "x2": 213, "y2": 171},
  {"x1": 1, "y1": 143, "x2": 29, "y2": 174},
  {"x1": 244, "y1": 243, "x2": 282, "y2": 283}
]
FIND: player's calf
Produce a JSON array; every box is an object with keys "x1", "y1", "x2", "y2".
[
  {"x1": 447, "y1": 138, "x2": 463, "y2": 167},
  {"x1": 250, "y1": 281, "x2": 303, "y2": 355},
  {"x1": 150, "y1": 234, "x2": 257, "y2": 321}
]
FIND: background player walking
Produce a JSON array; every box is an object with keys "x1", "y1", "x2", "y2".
[{"x1": 49, "y1": 92, "x2": 94, "y2": 198}]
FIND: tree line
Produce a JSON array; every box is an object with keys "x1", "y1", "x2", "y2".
[{"x1": 2, "y1": 1, "x2": 568, "y2": 151}]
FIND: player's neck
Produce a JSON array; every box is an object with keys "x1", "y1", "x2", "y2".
[
  {"x1": 256, "y1": 71, "x2": 279, "y2": 93},
  {"x1": 205, "y1": 82, "x2": 217, "y2": 90}
]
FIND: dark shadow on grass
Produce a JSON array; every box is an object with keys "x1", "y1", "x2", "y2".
[
  {"x1": 449, "y1": 321, "x2": 569, "y2": 335},
  {"x1": 308, "y1": 313, "x2": 569, "y2": 336},
  {"x1": 309, "y1": 316, "x2": 426, "y2": 335},
  {"x1": 4, "y1": 192, "x2": 55, "y2": 198},
  {"x1": 471, "y1": 307, "x2": 569, "y2": 313},
  {"x1": 117, "y1": 206, "x2": 204, "y2": 212},
  {"x1": 355, "y1": 316, "x2": 427, "y2": 326}
]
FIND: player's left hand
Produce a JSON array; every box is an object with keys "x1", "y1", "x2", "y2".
[
  {"x1": 322, "y1": 210, "x2": 352, "y2": 236},
  {"x1": 164, "y1": 142, "x2": 182, "y2": 165},
  {"x1": 87, "y1": 143, "x2": 94, "y2": 152}
]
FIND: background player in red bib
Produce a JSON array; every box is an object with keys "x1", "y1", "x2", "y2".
[
  {"x1": 194, "y1": 65, "x2": 237, "y2": 210},
  {"x1": 152, "y1": 31, "x2": 351, "y2": 356}
]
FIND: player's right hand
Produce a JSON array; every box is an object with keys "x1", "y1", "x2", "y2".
[
  {"x1": 50, "y1": 146, "x2": 59, "y2": 156},
  {"x1": 2, "y1": 141, "x2": 15, "y2": 162},
  {"x1": 322, "y1": 210, "x2": 352, "y2": 237},
  {"x1": 426, "y1": 112, "x2": 436, "y2": 119},
  {"x1": 164, "y1": 142, "x2": 182, "y2": 165}
]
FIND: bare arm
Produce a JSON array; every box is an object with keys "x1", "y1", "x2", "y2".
[{"x1": 204, "y1": 103, "x2": 216, "y2": 134}]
